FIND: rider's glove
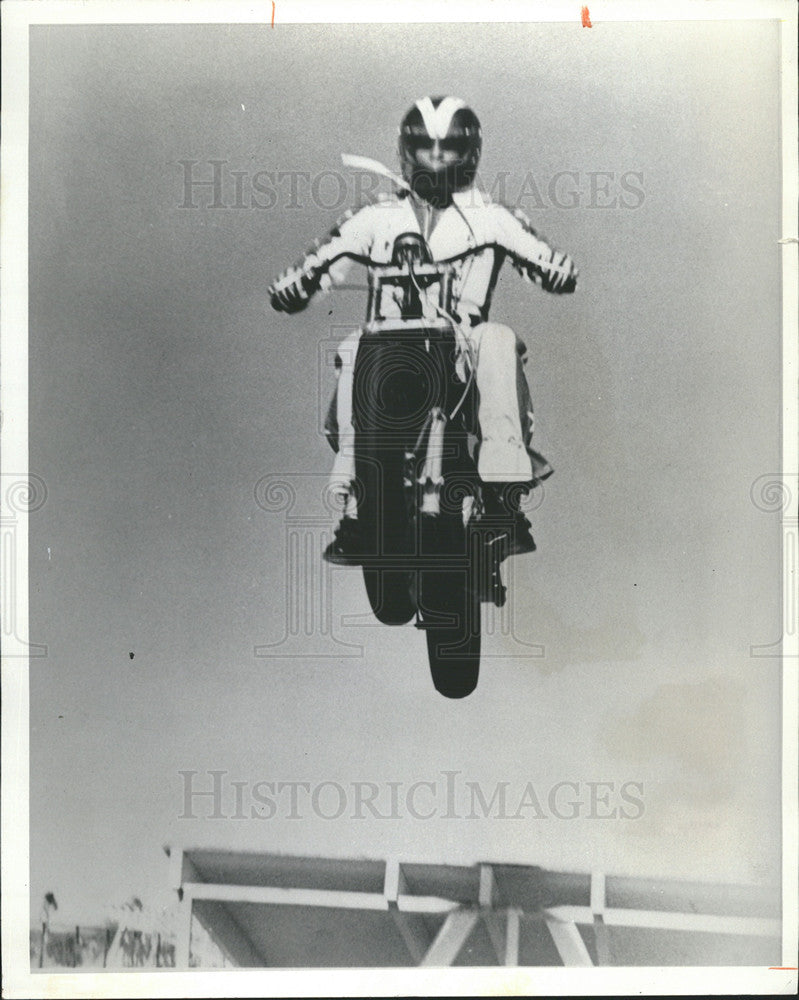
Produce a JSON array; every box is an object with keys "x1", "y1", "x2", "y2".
[
  {"x1": 537, "y1": 250, "x2": 578, "y2": 294},
  {"x1": 269, "y1": 265, "x2": 321, "y2": 313}
]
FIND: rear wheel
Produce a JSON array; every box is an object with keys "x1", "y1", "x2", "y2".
[
  {"x1": 417, "y1": 514, "x2": 481, "y2": 698},
  {"x1": 423, "y1": 591, "x2": 481, "y2": 698}
]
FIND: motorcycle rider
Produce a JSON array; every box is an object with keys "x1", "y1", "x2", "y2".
[{"x1": 270, "y1": 96, "x2": 578, "y2": 563}]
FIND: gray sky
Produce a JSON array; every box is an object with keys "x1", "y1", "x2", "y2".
[{"x1": 28, "y1": 19, "x2": 783, "y2": 923}]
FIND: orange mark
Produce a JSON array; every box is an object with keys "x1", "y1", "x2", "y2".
[
  {"x1": 581, "y1": 6, "x2": 592, "y2": 27},
  {"x1": 271, "y1": 1, "x2": 275, "y2": 27},
  {"x1": 769, "y1": 967, "x2": 798, "y2": 970}
]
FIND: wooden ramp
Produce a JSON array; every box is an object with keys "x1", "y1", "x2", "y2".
[{"x1": 165, "y1": 847, "x2": 781, "y2": 968}]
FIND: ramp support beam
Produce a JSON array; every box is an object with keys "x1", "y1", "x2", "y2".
[{"x1": 420, "y1": 909, "x2": 478, "y2": 967}]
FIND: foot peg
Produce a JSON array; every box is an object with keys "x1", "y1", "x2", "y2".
[{"x1": 323, "y1": 517, "x2": 364, "y2": 565}]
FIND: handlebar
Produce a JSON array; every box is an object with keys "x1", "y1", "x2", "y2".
[
  {"x1": 270, "y1": 238, "x2": 577, "y2": 315},
  {"x1": 318, "y1": 244, "x2": 505, "y2": 272},
  {"x1": 310, "y1": 241, "x2": 575, "y2": 289}
]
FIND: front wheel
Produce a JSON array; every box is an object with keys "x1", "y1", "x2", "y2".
[
  {"x1": 362, "y1": 568, "x2": 415, "y2": 626},
  {"x1": 355, "y1": 445, "x2": 416, "y2": 626}
]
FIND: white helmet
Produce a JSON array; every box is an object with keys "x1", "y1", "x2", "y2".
[{"x1": 398, "y1": 96, "x2": 482, "y2": 205}]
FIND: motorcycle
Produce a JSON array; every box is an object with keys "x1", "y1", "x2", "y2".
[{"x1": 327, "y1": 233, "x2": 513, "y2": 699}]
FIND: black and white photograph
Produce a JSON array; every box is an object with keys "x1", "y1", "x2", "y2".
[{"x1": 1, "y1": 0, "x2": 797, "y2": 995}]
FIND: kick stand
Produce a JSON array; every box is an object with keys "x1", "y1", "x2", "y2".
[{"x1": 469, "y1": 524, "x2": 508, "y2": 607}]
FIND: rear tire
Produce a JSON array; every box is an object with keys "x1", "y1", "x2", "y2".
[
  {"x1": 417, "y1": 514, "x2": 481, "y2": 698},
  {"x1": 424, "y1": 596, "x2": 481, "y2": 698}
]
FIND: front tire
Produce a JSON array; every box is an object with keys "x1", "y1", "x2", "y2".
[
  {"x1": 355, "y1": 448, "x2": 415, "y2": 627},
  {"x1": 362, "y1": 568, "x2": 415, "y2": 626}
]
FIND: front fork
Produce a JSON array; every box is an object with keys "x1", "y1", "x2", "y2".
[{"x1": 417, "y1": 407, "x2": 446, "y2": 516}]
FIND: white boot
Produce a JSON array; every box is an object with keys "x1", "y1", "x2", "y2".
[
  {"x1": 329, "y1": 427, "x2": 356, "y2": 500},
  {"x1": 473, "y1": 323, "x2": 533, "y2": 483},
  {"x1": 328, "y1": 330, "x2": 361, "y2": 501},
  {"x1": 478, "y1": 412, "x2": 534, "y2": 482}
]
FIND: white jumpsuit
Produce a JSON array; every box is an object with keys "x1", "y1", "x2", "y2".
[{"x1": 288, "y1": 186, "x2": 575, "y2": 496}]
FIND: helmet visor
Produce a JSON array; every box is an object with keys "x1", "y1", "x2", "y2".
[{"x1": 407, "y1": 136, "x2": 472, "y2": 169}]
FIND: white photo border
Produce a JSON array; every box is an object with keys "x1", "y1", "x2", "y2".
[{"x1": 2, "y1": 1, "x2": 796, "y2": 996}]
